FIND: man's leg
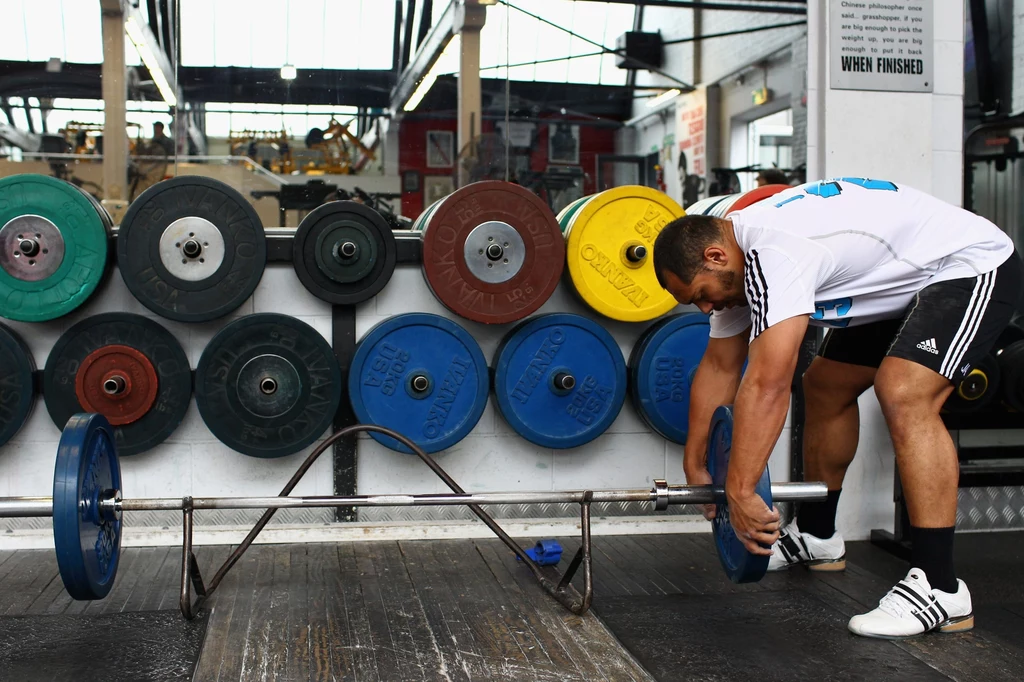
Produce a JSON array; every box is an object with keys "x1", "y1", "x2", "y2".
[
  {"x1": 797, "y1": 357, "x2": 877, "y2": 540},
  {"x1": 769, "y1": 322, "x2": 897, "y2": 572},
  {"x1": 847, "y1": 253, "x2": 1022, "y2": 638}
]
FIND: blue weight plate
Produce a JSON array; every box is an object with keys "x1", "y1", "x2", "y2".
[
  {"x1": 493, "y1": 313, "x2": 627, "y2": 449},
  {"x1": 349, "y1": 313, "x2": 489, "y2": 454},
  {"x1": 707, "y1": 405, "x2": 772, "y2": 583},
  {"x1": 629, "y1": 313, "x2": 710, "y2": 444},
  {"x1": 53, "y1": 413, "x2": 122, "y2": 600}
]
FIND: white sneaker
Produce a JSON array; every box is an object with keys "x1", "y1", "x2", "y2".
[
  {"x1": 848, "y1": 568, "x2": 974, "y2": 639},
  {"x1": 767, "y1": 520, "x2": 846, "y2": 572}
]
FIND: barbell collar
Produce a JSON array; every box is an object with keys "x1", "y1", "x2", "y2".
[{"x1": 653, "y1": 479, "x2": 670, "y2": 511}]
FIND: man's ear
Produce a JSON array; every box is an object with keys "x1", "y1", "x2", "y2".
[{"x1": 703, "y1": 245, "x2": 728, "y2": 266}]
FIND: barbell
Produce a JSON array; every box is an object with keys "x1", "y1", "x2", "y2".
[{"x1": 0, "y1": 409, "x2": 826, "y2": 618}]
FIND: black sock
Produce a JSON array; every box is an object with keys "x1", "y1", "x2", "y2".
[
  {"x1": 910, "y1": 526, "x2": 957, "y2": 593},
  {"x1": 796, "y1": 489, "x2": 841, "y2": 539}
]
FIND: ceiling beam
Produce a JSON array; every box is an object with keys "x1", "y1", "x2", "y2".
[
  {"x1": 390, "y1": 0, "x2": 457, "y2": 112},
  {"x1": 122, "y1": 0, "x2": 180, "y2": 106},
  {"x1": 0, "y1": 62, "x2": 394, "y2": 108}
]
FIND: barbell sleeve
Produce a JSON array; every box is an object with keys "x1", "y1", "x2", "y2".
[{"x1": 0, "y1": 482, "x2": 826, "y2": 518}]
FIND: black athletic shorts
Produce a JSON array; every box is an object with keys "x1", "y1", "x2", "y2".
[{"x1": 818, "y1": 250, "x2": 1023, "y2": 381}]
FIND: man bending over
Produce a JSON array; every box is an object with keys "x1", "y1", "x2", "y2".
[{"x1": 653, "y1": 177, "x2": 1020, "y2": 638}]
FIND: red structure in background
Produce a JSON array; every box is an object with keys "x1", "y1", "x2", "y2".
[{"x1": 398, "y1": 117, "x2": 616, "y2": 220}]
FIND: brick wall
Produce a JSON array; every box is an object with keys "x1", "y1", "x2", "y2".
[
  {"x1": 790, "y1": 32, "x2": 808, "y2": 174},
  {"x1": 699, "y1": 10, "x2": 806, "y2": 86}
]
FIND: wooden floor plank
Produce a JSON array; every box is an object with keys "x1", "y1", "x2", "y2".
[
  {"x1": 377, "y1": 541, "x2": 453, "y2": 681},
  {"x1": 120, "y1": 547, "x2": 174, "y2": 614},
  {"x1": 431, "y1": 539, "x2": 539, "y2": 676},
  {"x1": 611, "y1": 535, "x2": 704, "y2": 595},
  {"x1": 599, "y1": 536, "x2": 681, "y2": 595},
  {"x1": 333, "y1": 542, "x2": 382, "y2": 682},
  {"x1": 1, "y1": 552, "x2": 58, "y2": 615},
  {"x1": 212, "y1": 544, "x2": 263, "y2": 682},
  {"x1": 397, "y1": 541, "x2": 482, "y2": 682},
  {"x1": 189, "y1": 546, "x2": 242, "y2": 682},
  {"x1": 237, "y1": 545, "x2": 280, "y2": 681},
  {"x1": 473, "y1": 541, "x2": 602, "y2": 681},
  {"x1": 474, "y1": 540, "x2": 653, "y2": 682},
  {"x1": 284, "y1": 544, "x2": 310, "y2": 682},
  {"x1": 304, "y1": 543, "x2": 342, "y2": 682},
  {"x1": 346, "y1": 541, "x2": 411, "y2": 681},
  {"x1": 88, "y1": 545, "x2": 148, "y2": 614}
]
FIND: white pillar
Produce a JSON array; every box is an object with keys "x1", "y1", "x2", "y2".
[
  {"x1": 101, "y1": 9, "x2": 128, "y2": 201},
  {"x1": 807, "y1": 0, "x2": 964, "y2": 205},
  {"x1": 804, "y1": 0, "x2": 966, "y2": 541},
  {"x1": 455, "y1": 2, "x2": 486, "y2": 187}
]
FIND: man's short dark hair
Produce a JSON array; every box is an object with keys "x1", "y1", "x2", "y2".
[
  {"x1": 653, "y1": 214, "x2": 725, "y2": 288},
  {"x1": 757, "y1": 168, "x2": 789, "y2": 185}
]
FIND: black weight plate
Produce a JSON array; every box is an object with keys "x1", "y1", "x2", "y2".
[
  {"x1": 195, "y1": 313, "x2": 342, "y2": 458},
  {"x1": 117, "y1": 176, "x2": 267, "y2": 322},
  {"x1": 0, "y1": 322, "x2": 35, "y2": 446},
  {"x1": 70, "y1": 183, "x2": 114, "y2": 233},
  {"x1": 43, "y1": 313, "x2": 192, "y2": 456},
  {"x1": 292, "y1": 201, "x2": 397, "y2": 304}
]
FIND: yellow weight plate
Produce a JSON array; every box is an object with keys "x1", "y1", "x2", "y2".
[{"x1": 564, "y1": 185, "x2": 684, "y2": 322}]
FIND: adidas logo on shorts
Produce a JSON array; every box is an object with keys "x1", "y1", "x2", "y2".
[{"x1": 917, "y1": 338, "x2": 940, "y2": 354}]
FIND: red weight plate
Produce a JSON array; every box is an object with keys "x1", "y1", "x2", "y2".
[
  {"x1": 75, "y1": 345, "x2": 159, "y2": 426},
  {"x1": 726, "y1": 184, "x2": 791, "y2": 214},
  {"x1": 421, "y1": 181, "x2": 565, "y2": 324}
]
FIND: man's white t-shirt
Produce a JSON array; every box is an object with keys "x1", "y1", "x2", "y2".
[{"x1": 710, "y1": 178, "x2": 1016, "y2": 340}]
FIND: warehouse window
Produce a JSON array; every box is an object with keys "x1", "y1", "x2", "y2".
[
  {"x1": 433, "y1": 1, "x2": 632, "y2": 86},
  {"x1": 180, "y1": 0, "x2": 395, "y2": 70},
  {"x1": 202, "y1": 103, "x2": 360, "y2": 139}
]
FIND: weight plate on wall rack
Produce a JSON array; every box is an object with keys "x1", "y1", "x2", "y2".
[
  {"x1": 69, "y1": 182, "x2": 114, "y2": 232},
  {"x1": 292, "y1": 200, "x2": 397, "y2": 304},
  {"x1": 563, "y1": 185, "x2": 684, "y2": 322},
  {"x1": 44, "y1": 313, "x2": 192, "y2": 456},
  {"x1": 0, "y1": 322, "x2": 36, "y2": 446},
  {"x1": 117, "y1": 176, "x2": 267, "y2": 322},
  {"x1": 420, "y1": 181, "x2": 565, "y2": 324},
  {"x1": 349, "y1": 313, "x2": 489, "y2": 454},
  {"x1": 492, "y1": 313, "x2": 627, "y2": 449},
  {"x1": 0, "y1": 174, "x2": 109, "y2": 322},
  {"x1": 195, "y1": 313, "x2": 342, "y2": 458},
  {"x1": 556, "y1": 195, "x2": 594, "y2": 234},
  {"x1": 629, "y1": 313, "x2": 711, "y2": 444}
]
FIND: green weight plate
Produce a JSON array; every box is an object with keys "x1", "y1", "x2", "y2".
[
  {"x1": 557, "y1": 195, "x2": 594, "y2": 235},
  {"x1": 412, "y1": 197, "x2": 446, "y2": 233},
  {"x1": 0, "y1": 174, "x2": 108, "y2": 322}
]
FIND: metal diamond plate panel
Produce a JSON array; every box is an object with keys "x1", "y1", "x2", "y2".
[
  {"x1": 356, "y1": 501, "x2": 702, "y2": 523},
  {"x1": 956, "y1": 486, "x2": 1024, "y2": 531},
  {"x1": 0, "y1": 508, "x2": 334, "y2": 532}
]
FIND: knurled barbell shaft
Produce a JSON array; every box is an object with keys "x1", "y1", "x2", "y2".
[{"x1": 0, "y1": 482, "x2": 826, "y2": 518}]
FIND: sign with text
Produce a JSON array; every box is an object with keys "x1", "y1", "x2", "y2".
[
  {"x1": 830, "y1": 0, "x2": 933, "y2": 93},
  {"x1": 676, "y1": 87, "x2": 707, "y2": 180}
]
